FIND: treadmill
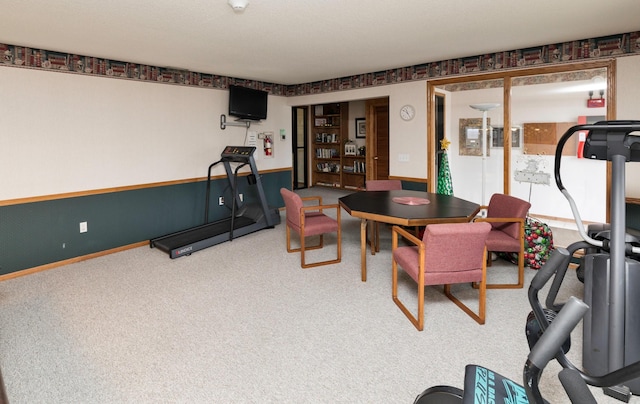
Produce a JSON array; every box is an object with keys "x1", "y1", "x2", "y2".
[{"x1": 150, "y1": 146, "x2": 280, "y2": 258}]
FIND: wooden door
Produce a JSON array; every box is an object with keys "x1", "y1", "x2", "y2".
[{"x1": 365, "y1": 97, "x2": 390, "y2": 181}]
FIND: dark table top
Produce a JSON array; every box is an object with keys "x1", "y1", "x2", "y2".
[{"x1": 339, "y1": 190, "x2": 480, "y2": 226}]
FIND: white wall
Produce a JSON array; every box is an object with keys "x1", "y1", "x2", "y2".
[
  {"x1": 3, "y1": 55, "x2": 638, "y2": 221},
  {"x1": 0, "y1": 67, "x2": 292, "y2": 200}
]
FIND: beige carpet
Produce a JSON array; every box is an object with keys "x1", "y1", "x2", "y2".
[{"x1": 0, "y1": 187, "x2": 626, "y2": 403}]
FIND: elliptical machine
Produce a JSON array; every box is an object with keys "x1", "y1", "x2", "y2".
[
  {"x1": 414, "y1": 245, "x2": 640, "y2": 403},
  {"x1": 412, "y1": 121, "x2": 640, "y2": 403},
  {"x1": 413, "y1": 250, "x2": 594, "y2": 403},
  {"x1": 551, "y1": 121, "x2": 640, "y2": 401}
]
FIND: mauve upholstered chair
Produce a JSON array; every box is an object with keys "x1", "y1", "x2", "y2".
[
  {"x1": 280, "y1": 188, "x2": 341, "y2": 268},
  {"x1": 474, "y1": 193, "x2": 531, "y2": 289},
  {"x1": 365, "y1": 179, "x2": 402, "y2": 254},
  {"x1": 391, "y1": 222, "x2": 491, "y2": 331}
]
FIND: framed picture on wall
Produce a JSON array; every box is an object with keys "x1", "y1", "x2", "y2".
[
  {"x1": 355, "y1": 118, "x2": 366, "y2": 138},
  {"x1": 459, "y1": 118, "x2": 490, "y2": 156},
  {"x1": 492, "y1": 125, "x2": 522, "y2": 148}
]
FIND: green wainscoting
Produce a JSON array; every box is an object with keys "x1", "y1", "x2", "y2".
[
  {"x1": 400, "y1": 181, "x2": 428, "y2": 192},
  {"x1": 0, "y1": 171, "x2": 291, "y2": 276},
  {"x1": 627, "y1": 202, "x2": 640, "y2": 233}
]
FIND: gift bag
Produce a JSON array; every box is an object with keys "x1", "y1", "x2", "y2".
[{"x1": 499, "y1": 217, "x2": 554, "y2": 270}]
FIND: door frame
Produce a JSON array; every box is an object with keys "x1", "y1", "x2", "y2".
[
  {"x1": 426, "y1": 59, "x2": 616, "y2": 203},
  {"x1": 291, "y1": 106, "x2": 308, "y2": 189}
]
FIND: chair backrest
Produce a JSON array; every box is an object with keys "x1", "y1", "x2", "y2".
[
  {"x1": 422, "y1": 222, "x2": 491, "y2": 273},
  {"x1": 365, "y1": 179, "x2": 402, "y2": 191},
  {"x1": 486, "y1": 194, "x2": 531, "y2": 239},
  {"x1": 280, "y1": 188, "x2": 303, "y2": 229}
]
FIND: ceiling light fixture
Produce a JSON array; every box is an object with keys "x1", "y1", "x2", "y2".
[{"x1": 228, "y1": 0, "x2": 249, "y2": 12}]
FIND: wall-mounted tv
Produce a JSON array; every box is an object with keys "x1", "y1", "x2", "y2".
[{"x1": 228, "y1": 85, "x2": 268, "y2": 121}]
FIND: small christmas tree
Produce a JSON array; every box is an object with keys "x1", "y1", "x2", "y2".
[{"x1": 437, "y1": 138, "x2": 453, "y2": 195}]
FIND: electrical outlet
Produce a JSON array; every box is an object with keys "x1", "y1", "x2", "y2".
[
  {"x1": 79, "y1": 221, "x2": 88, "y2": 233},
  {"x1": 218, "y1": 196, "x2": 224, "y2": 206}
]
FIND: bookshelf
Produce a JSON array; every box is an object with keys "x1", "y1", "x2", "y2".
[
  {"x1": 311, "y1": 103, "x2": 352, "y2": 188},
  {"x1": 341, "y1": 154, "x2": 366, "y2": 190}
]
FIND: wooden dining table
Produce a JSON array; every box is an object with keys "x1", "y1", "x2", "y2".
[{"x1": 339, "y1": 190, "x2": 481, "y2": 281}]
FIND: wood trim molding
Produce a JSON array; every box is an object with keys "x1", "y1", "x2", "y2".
[
  {"x1": 0, "y1": 179, "x2": 200, "y2": 207},
  {"x1": 388, "y1": 175, "x2": 428, "y2": 183},
  {"x1": 0, "y1": 241, "x2": 148, "y2": 282},
  {"x1": 0, "y1": 167, "x2": 292, "y2": 207}
]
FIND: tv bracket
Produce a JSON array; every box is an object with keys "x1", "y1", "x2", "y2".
[{"x1": 220, "y1": 114, "x2": 252, "y2": 130}]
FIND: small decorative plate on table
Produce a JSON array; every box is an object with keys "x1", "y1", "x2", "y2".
[{"x1": 392, "y1": 197, "x2": 430, "y2": 205}]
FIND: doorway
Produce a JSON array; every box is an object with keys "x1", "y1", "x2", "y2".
[
  {"x1": 296, "y1": 98, "x2": 390, "y2": 190},
  {"x1": 291, "y1": 106, "x2": 308, "y2": 189}
]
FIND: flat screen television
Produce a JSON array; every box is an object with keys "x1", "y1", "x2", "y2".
[{"x1": 228, "y1": 85, "x2": 268, "y2": 121}]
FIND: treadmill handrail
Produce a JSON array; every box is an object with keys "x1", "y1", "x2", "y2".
[{"x1": 204, "y1": 159, "x2": 224, "y2": 223}]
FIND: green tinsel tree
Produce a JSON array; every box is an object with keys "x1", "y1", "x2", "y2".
[{"x1": 437, "y1": 139, "x2": 453, "y2": 195}]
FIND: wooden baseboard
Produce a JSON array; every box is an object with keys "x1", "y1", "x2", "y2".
[
  {"x1": 529, "y1": 213, "x2": 597, "y2": 227},
  {"x1": 0, "y1": 241, "x2": 148, "y2": 282}
]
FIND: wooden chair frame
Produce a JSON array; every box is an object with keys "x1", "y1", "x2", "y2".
[
  {"x1": 284, "y1": 195, "x2": 342, "y2": 268},
  {"x1": 365, "y1": 180, "x2": 420, "y2": 256},
  {"x1": 391, "y1": 225, "x2": 487, "y2": 331},
  {"x1": 475, "y1": 209, "x2": 527, "y2": 289}
]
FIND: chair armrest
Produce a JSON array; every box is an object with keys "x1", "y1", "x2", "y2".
[
  {"x1": 474, "y1": 216, "x2": 526, "y2": 225},
  {"x1": 301, "y1": 196, "x2": 322, "y2": 205},
  {"x1": 392, "y1": 225, "x2": 423, "y2": 248},
  {"x1": 301, "y1": 203, "x2": 340, "y2": 216}
]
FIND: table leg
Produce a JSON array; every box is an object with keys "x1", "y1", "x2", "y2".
[
  {"x1": 361, "y1": 218, "x2": 367, "y2": 282},
  {"x1": 369, "y1": 221, "x2": 377, "y2": 256}
]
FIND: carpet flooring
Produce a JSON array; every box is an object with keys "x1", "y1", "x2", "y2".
[{"x1": 0, "y1": 187, "x2": 628, "y2": 403}]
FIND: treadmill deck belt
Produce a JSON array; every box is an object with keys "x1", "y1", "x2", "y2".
[{"x1": 152, "y1": 216, "x2": 255, "y2": 254}]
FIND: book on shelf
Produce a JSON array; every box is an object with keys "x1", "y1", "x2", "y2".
[
  {"x1": 316, "y1": 162, "x2": 340, "y2": 173},
  {"x1": 315, "y1": 133, "x2": 338, "y2": 143},
  {"x1": 316, "y1": 181, "x2": 340, "y2": 187},
  {"x1": 315, "y1": 148, "x2": 339, "y2": 159},
  {"x1": 341, "y1": 161, "x2": 365, "y2": 174}
]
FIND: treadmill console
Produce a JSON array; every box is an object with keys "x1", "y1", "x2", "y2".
[{"x1": 221, "y1": 146, "x2": 256, "y2": 160}]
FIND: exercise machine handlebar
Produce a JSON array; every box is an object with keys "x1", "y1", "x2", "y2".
[{"x1": 554, "y1": 121, "x2": 640, "y2": 254}]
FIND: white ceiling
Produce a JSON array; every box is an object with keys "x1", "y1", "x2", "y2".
[{"x1": 2, "y1": 0, "x2": 639, "y2": 85}]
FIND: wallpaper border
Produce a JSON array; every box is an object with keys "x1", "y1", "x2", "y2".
[{"x1": 1, "y1": 31, "x2": 638, "y2": 96}]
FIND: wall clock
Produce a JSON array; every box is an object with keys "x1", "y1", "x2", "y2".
[{"x1": 400, "y1": 104, "x2": 415, "y2": 121}]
